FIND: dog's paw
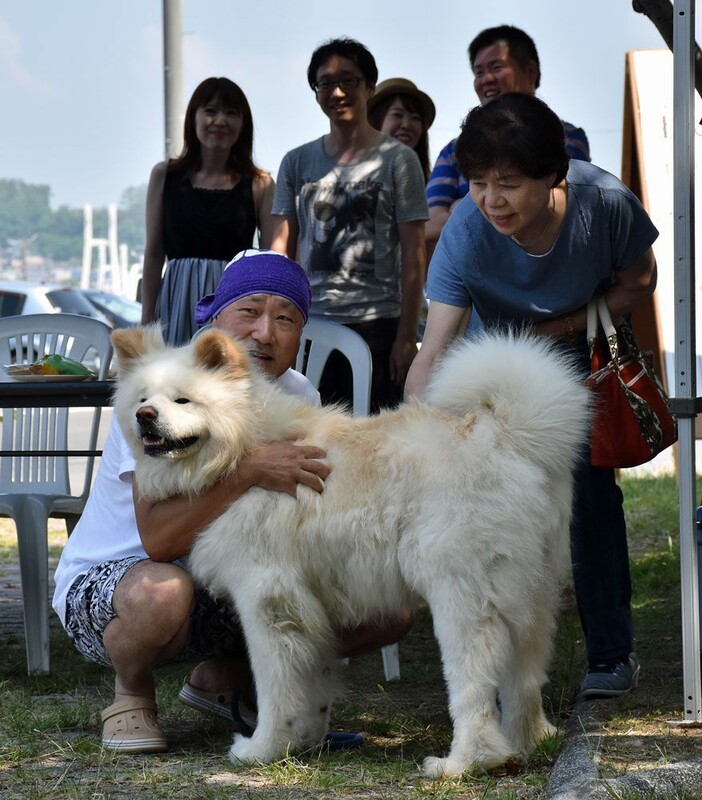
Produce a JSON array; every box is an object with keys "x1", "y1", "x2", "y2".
[
  {"x1": 292, "y1": 713, "x2": 329, "y2": 748},
  {"x1": 228, "y1": 733, "x2": 273, "y2": 766},
  {"x1": 538, "y1": 720, "x2": 558, "y2": 741},
  {"x1": 421, "y1": 755, "x2": 466, "y2": 777},
  {"x1": 507, "y1": 716, "x2": 558, "y2": 756},
  {"x1": 519, "y1": 720, "x2": 558, "y2": 756},
  {"x1": 422, "y1": 745, "x2": 512, "y2": 777}
]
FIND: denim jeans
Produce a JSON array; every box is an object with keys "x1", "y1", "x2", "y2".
[
  {"x1": 566, "y1": 335, "x2": 633, "y2": 665},
  {"x1": 570, "y1": 456, "x2": 633, "y2": 664}
]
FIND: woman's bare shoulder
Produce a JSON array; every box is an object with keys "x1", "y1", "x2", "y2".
[
  {"x1": 253, "y1": 170, "x2": 275, "y2": 189},
  {"x1": 147, "y1": 160, "x2": 170, "y2": 187}
]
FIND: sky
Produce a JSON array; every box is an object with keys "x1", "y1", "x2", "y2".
[{"x1": 0, "y1": 0, "x2": 694, "y2": 210}]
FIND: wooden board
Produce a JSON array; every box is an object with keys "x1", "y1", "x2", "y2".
[{"x1": 621, "y1": 49, "x2": 702, "y2": 438}]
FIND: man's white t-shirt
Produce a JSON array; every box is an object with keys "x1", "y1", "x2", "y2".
[{"x1": 52, "y1": 368, "x2": 320, "y2": 626}]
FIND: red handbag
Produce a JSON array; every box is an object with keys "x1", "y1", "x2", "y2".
[{"x1": 585, "y1": 295, "x2": 677, "y2": 469}]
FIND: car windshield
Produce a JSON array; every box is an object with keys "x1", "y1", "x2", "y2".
[
  {"x1": 88, "y1": 291, "x2": 142, "y2": 324},
  {"x1": 46, "y1": 289, "x2": 104, "y2": 316}
]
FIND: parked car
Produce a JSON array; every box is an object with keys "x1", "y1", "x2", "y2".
[
  {"x1": 0, "y1": 280, "x2": 110, "y2": 323},
  {"x1": 81, "y1": 288, "x2": 142, "y2": 329},
  {"x1": 0, "y1": 280, "x2": 110, "y2": 367}
]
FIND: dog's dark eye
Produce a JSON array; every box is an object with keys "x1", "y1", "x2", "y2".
[{"x1": 174, "y1": 398, "x2": 190, "y2": 405}]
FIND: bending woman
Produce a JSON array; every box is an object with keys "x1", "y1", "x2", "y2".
[
  {"x1": 141, "y1": 77, "x2": 275, "y2": 344},
  {"x1": 406, "y1": 92, "x2": 658, "y2": 699}
]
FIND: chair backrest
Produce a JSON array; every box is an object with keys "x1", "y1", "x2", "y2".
[
  {"x1": 0, "y1": 313, "x2": 114, "y2": 500},
  {"x1": 295, "y1": 318, "x2": 372, "y2": 416}
]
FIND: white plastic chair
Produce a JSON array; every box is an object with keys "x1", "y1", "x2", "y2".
[
  {"x1": 0, "y1": 313, "x2": 113, "y2": 674},
  {"x1": 296, "y1": 317, "x2": 401, "y2": 681}
]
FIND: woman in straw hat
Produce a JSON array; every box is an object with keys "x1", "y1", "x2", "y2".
[{"x1": 368, "y1": 77, "x2": 435, "y2": 181}]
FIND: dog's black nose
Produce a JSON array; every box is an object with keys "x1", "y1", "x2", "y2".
[
  {"x1": 136, "y1": 405, "x2": 158, "y2": 422},
  {"x1": 136, "y1": 406, "x2": 160, "y2": 437}
]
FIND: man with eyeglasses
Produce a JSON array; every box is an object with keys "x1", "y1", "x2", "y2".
[{"x1": 271, "y1": 37, "x2": 428, "y2": 413}]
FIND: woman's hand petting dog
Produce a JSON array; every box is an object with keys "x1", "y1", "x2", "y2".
[{"x1": 242, "y1": 442, "x2": 330, "y2": 496}]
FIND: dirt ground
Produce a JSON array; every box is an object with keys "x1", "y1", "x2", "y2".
[{"x1": 2, "y1": 508, "x2": 702, "y2": 797}]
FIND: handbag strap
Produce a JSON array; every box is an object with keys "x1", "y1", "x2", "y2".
[
  {"x1": 587, "y1": 294, "x2": 620, "y2": 362},
  {"x1": 586, "y1": 298, "x2": 597, "y2": 343}
]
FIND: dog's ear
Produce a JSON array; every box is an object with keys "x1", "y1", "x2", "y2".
[
  {"x1": 192, "y1": 329, "x2": 250, "y2": 379},
  {"x1": 111, "y1": 324, "x2": 165, "y2": 375}
]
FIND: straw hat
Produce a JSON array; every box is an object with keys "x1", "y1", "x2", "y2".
[{"x1": 367, "y1": 78, "x2": 436, "y2": 128}]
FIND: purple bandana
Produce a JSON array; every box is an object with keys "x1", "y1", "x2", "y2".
[{"x1": 195, "y1": 249, "x2": 312, "y2": 325}]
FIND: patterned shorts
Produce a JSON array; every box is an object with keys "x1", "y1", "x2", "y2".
[{"x1": 64, "y1": 556, "x2": 247, "y2": 667}]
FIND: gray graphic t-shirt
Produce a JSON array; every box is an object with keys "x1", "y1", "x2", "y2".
[{"x1": 273, "y1": 135, "x2": 428, "y2": 323}]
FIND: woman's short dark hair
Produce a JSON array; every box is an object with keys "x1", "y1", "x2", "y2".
[
  {"x1": 455, "y1": 93, "x2": 568, "y2": 185},
  {"x1": 168, "y1": 77, "x2": 260, "y2": 179},
  {"x1": 307, "y1": 37, "x2": 378, "y2": 90},
  {"x1": 367, "y1": 93, "x2": 431, "y2": 180}
]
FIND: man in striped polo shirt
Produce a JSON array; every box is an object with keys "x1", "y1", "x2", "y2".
[{"x1": 425, "y1": 25, "x2": 590, "y2": 258}]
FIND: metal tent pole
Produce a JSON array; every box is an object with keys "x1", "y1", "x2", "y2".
[{"x1": 671, "y1": 0, "x2": 702, "y2": 723}]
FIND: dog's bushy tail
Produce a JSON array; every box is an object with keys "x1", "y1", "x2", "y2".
[{"x1": 423, "y1": 331, "x2": 590, "y2": 476}]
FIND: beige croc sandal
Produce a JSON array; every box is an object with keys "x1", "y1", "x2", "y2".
[
  {"x1": 178, "y1": 681, "x2": 233, "y2": 720},
  {"x1": 101, "y1": 697, "x2": 168, "y2": 753}
]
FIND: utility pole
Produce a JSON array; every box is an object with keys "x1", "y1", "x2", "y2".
[{"x1": 163, "y1": 0, "x2": 184, "y2": 158}]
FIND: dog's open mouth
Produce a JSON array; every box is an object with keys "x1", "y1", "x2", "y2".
[{"x1": 142, "y1": 433, "x2": 199, "y2": 457}]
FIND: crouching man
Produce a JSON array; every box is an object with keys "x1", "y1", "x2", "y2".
[{"x1": 53, "y1": 248, "x2": 412, "y2": 753}]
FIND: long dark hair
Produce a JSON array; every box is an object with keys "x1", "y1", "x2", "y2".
[
  {"x1": 167, "y1": 77, "x2": 261, "y2": 179},
  {"x1": 368, "y1": 93, "x2": 431, "y2": 181},
  {"x1": 456, "y1": 93, "x2": 568, "y2": 185}
]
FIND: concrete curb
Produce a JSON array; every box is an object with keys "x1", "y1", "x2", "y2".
[{"x1": 546, "y1": 698, "x2": 702, "y2": 799}]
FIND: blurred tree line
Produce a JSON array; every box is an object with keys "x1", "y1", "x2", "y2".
[{"x1": 0, "y1": 179, "x2": 146, "y2": 264}]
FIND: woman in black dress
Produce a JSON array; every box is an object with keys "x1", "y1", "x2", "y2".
[{"x1": 142, "y1": 77, "x2": 275, "y2": 344}]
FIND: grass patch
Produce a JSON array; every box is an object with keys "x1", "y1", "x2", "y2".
[{"x1": 0, "y1": 474, "x2": 700, "y2": 797}]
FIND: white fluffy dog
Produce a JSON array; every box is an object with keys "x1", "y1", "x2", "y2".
[{"x1": 111, "y1": 325, "x2": 589, "y2": 776}]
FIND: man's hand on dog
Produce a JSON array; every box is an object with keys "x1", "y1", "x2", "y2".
[{"x1": 243, "y1": 441, "x2": 330, "y2": 496}]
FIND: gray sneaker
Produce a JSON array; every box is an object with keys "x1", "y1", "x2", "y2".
[{"x1": 580, "y1": 654, "x2": 640, "y2": 699}]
